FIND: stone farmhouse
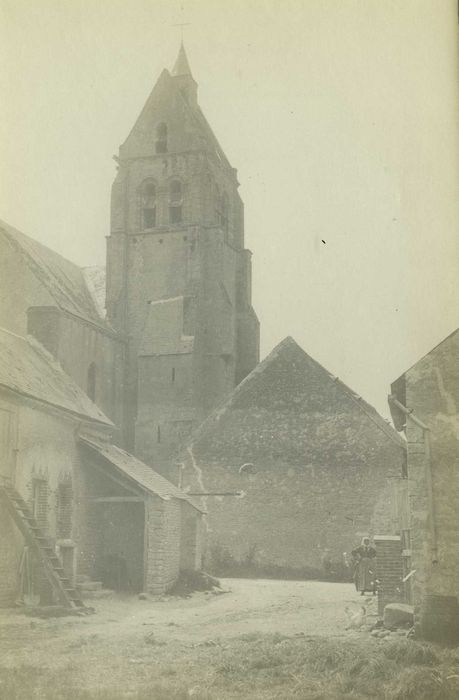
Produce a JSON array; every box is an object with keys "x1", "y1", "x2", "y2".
[
  {"x1": 0, "y1": 219, "x2": 203, "y2": 607},
  {"x1": 179, "y1": 336, "x2": 406, "y2": 575},
  {"x1": 1, "y1": 43, "x2": 410, "y2": 606},
  {"x1": 388, "y1": 328, "x2": 459, "y2": 640}
]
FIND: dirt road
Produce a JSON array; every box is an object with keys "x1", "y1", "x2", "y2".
[
  {"x1": 0, "y1": 579, "x2": 377, "y2": 699},
  {"x1": 0, "y1": 579, "x2": 366, "y2": 651}
]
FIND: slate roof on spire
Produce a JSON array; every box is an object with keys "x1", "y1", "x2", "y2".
[
  {"x1": 172, "y1": 41, "x2": 193, "y2": 77},
  {"x1": 120, "y1": 44, "x2": 235, "y2": 174}
]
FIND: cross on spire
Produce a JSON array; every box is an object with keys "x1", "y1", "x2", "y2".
[
  {"x1": 172, "y1": 2, "x2": 190, "y2": 40},
  {"x1": 172, "y1": 21, "x2": 191, "y2": 41}
]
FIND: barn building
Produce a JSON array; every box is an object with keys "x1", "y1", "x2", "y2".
[{"x1": 179, "y1": 337, "x2": 406, "y2": 576}]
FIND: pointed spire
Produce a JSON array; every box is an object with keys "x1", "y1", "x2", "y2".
[{"x1": 172, "y1": 41, "x2": 193, "y2": 77}]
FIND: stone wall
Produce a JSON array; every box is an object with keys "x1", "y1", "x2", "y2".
[
  {"x1": 394, "y1": 329, "x2": 459, "y2": 607},
  {"x1": 180, "y1": 338, "x2": 406, "y2": 575},
  {"x1": 0, "y1": 396, "x2": 198, "y2": 604},
  {"x1": 145, "y1": 497, "x2": 182, "y2": 593},
  {"x1": 0, "y1": 391, "x2": 84, "y2": 606},
  {"x1": 135, "y1": 339, "x2": 195, "y2": 471},
  {"x1": 0, "y1": 508, "x2": 22, "y2": 607},
  {"x1": 144, "y1": 497, "x2": 202, "y2": 594},
  {"x1": 0, "y1": 224, "x2": 126, "y2": 440},
  {"x1": 27, "y1": 306, "x2": 125, "y2": 433},
  {"x1": 180, "y1": 501, "x2": 203, "y2": 571}
]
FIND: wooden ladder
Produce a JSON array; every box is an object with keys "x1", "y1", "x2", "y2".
[{"x1": 0, "y1": 478, "x2": 85, "y2": 610}]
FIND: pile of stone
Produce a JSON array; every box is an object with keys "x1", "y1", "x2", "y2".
[{"x1": 369, "y1": 603, "x2": 414, "y2": 640}]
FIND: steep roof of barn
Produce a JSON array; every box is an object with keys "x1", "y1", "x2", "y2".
[{"x1": 187, "y1": 336, "x2": 405, "y2": 463}]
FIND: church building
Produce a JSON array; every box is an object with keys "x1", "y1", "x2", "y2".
[{"x1": 106, "y1": 43, "x2": 259, "y2": 472}]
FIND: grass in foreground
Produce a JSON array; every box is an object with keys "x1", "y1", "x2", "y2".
[{"x1": 1, "y1": 635, "x2": 459, "y2": 700}]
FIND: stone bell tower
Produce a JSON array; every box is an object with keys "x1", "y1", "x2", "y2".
[{"x1": 106, "y1": 43, "x2": 259, "y2": 475}]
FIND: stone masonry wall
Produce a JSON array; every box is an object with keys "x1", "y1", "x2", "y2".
[
  {"x1": 27, "y1": 306, "x2": 125, "y2": 433},
  {"x1": 0, "y1": 507, "x2": 22, "y2": 607},
  {"x1": 403, "y1": 330, "x2": 459, "y2": 606},
  {"x1": 106, "y1": 65, "x2": 259, "y2": 459},
  {"x1": 181, "y1": 339, "x2": 406, "y2": 575},
  {"x1": 135, "y1": 352, "x2": 195, "y2": 471},
  {"x1": 145, "y1": 497, "x2": 182, "y2": 594},
  {"x1": 179, "y1": 501, "x2": 202, "y2": 571},
  {"x1": 0, "y1": 393, "x2": 84, "y2": 606}
]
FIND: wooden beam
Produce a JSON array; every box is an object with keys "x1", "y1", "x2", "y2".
[
  {"x1": 90, "y1": 496, "x2": 144, "y2": 503},
  {"x1": 187, "y1": 491, "x2": 242, "y2": 497}
]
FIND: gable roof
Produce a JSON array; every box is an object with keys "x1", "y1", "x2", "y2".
[
  {"x1": 389, "y1": 326, "x2": 459, "y2": 430},
  {"x1": 0, "y1": 327, "x2": 112, "y2": 425},
  {"x1": 391, "y1": 326, "x2": 459, "y2": 387},
  {"x1": 0, "y1": 219, "x2": 106, "y2": 326},
  {"x1": 190, "y1": 336, "x2": 405, "y2": 449},
  {"x1": 80, "y1": 436, "x2": 204, "y2": 512}
]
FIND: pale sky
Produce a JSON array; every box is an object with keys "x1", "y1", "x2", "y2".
[{"x1": 1, "y1": 0, "x2": 458, "y2": 418}]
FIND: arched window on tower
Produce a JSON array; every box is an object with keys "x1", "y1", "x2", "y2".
[
  {"x1": 155, "y1": 122, "x2": 168, "y2": 154},
  {"x1": 169, "y1": 180, "x2": 183, "y2": 224},
  {"x1": 141, "y1": 180, "x2": 157, "y2": 229},
  {"x1": 87, "y1": 362, "x2": 97, "y2": 402}
]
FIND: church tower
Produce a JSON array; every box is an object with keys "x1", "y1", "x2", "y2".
[{"x1": 106, "y1": 44, "x2": 259, "y2": 475}]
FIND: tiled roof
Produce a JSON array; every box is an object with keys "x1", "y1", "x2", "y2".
[
  {"x1": 392, "y1": 326, "x2": 459, "y2": 385},
  {"x1": 190, "y1": 336, "x2": 405, "y2": 449},
  {"x1": 0, "y1": 327, "x2": 112, "y2": 425},
  {"x1": 80, "y1": 437, "x2": 204, "y2": 512},
  {"x1": 0, "y1": 219, "x2": 105, "y2": 325}
]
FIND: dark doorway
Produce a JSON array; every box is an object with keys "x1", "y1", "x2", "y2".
[{"x1": 95, "y1": 501, "x2": 145, "y2": 592}]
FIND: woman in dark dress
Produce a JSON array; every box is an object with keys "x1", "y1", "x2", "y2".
[{"x1": 351, "y1": 537, "x2": 376, "y2": 595}]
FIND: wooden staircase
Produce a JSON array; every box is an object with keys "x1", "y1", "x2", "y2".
[{"x1": 0, "y1": 478, "x2": 85, "y2": 609}]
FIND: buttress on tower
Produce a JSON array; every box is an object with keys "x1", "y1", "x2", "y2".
[{"x1": 106, "y1": 44, "x2": 260, "y2": 476}]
